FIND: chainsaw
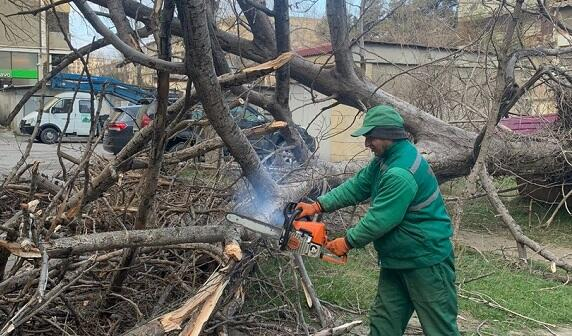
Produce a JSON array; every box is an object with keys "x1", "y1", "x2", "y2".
[{"x1": 226, "y1": 202, "x2": 347, "y2": 265}]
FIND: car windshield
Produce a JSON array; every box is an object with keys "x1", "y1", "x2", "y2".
[
  {"x1": 188, "y1": 105, "x2": 268, "y2": 123},
  {"x1": 231, "y1": 106, "x2": 267, "y2": 122},
  {"x1": 42, "y1": 97, "x2": 61, "y2": 111},
  {"x1": 107, "y1": 105, "x2": 142, "y2": 126},
  {"x1": 117, "y1": 106, "x2": 142, "y2": 122}
]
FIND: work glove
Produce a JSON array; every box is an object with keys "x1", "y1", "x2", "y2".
[
  {"x1": 325, "y1": 237, "x2": 351, "y2": 257},
  {"x1": 295, "y1": 201, "x2": 322, "y2": 219}
]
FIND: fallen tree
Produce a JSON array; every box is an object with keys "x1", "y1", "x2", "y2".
[{"x1": 0, "y1": 0, "x2": 571, "y2": 334}]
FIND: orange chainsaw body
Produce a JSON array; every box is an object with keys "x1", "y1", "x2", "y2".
[{"x1": 292, "y1": 220, "x2": 327, "y2": 246}]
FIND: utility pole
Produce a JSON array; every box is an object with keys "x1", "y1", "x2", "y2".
[
  {"x1": 38, "y1": 0, "x2": 50, "y2": 119},
  {"x1": 39, "y1": 0, "x2": 50, "y2": 80},
  {"x1": 359, "y1": 0, "x2": 367, "y2": 73}
]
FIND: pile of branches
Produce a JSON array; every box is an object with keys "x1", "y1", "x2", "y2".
[{"x1": 0, "y1": 153, "x2": 363, "y2": 335}]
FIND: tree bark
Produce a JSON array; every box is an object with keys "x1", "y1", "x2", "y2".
[
  {"x1": 174, "y1": 0, "x2": 279, "y2": 202},
  {"x1": 29, "y1": 226, "x2": 238, "y2": 258},
  {"x1": 326, "y1": 0, "x2": 361, "y2": 81},
  {"x1": 107, "y1": 0, "x2": 141, "y2": 50},
  {"x1": 271, "y1": 0, "x2": 310, "y2": 162}
]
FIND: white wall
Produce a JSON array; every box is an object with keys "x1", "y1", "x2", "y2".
[{"x1": 289, "y1": 83, "x2": 332, "y2": 160}]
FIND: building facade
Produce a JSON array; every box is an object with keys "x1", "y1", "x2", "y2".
[
  {"x1": 291, "y1": 41, "x2": 493, "y2": 162},
  {"x1": 0, "y1": 0, "x2": 71, "y2": 87},
  {"x1": 0, "y1": 0, "x2": 71, "y2": 128}
]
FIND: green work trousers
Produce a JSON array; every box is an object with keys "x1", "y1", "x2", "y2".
[{"x1": 369, "y1": 254, "x2": 460, "y2": 336}]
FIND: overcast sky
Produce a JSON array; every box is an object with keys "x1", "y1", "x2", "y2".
[
  {"x1": 68, "y1": 3, "x2": 121, "y2": 58},
  {"x1": 67, "y1": 0, "x2": 328, "y2": 58}
]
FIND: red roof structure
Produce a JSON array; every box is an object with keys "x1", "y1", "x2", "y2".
[
  {"x1": 499, "y1": 114, "x2": 559, "y2": 135},
  {"x1": 296, "y1": 44, "x2": 332, "y2": 57}
]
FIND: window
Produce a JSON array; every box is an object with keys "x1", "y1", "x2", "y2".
[
  {"x1": 11, "y1": 52, "x2": 38, "y2": 79},
  {"x1": 0, "y1": 51, "x2": 11, "y2": 88},
  {"x1": 51, "y1": 54, "x2": 67, "y2": 68},
  {"x1": 0, "y1": 52, "x2": 38, "y2": 86},
  {"x1": 79, "y1": 100, "x2": 91, "y2": 114},
  {"x1": 0, "y1": 52, "x2": 11, "y2": 78},
  {"x1": 51, "y1": 99, "x2": 73, "y2": 114}
]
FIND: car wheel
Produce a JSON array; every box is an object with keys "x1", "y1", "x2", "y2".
[{"x1": 39, "y1": 127, "x2": 59, "y2": 144}]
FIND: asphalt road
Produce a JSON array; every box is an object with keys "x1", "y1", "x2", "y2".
[{"x1": 0, "y1": 128, "x2": 112, "y2": 177}]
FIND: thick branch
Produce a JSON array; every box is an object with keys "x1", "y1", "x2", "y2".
[
  {"x1": 242, "y1": 0, "x2": 275, "y2": 16},
  {"x1": 175, "y1": 0, "x2": 279, "y2": 201},
  {"x1": 85, "y1": 0, "x2": 569, "y2": 181},
  {"x1": 74, "y1": 0, "x2": 185, "y2": 74},
  {"x1": 274, "y1": 0, "x2": 290, "y2": 107},
  {"x1": 326, "y1": 0, "x2": 359, "y2": 80},
  {"x1": 108, "y1": 2, "x2": 175, "y2": 293},
  {"x1": 236, "y1": 0, "x2": 277, "y2": 51},
  {"x1": 479, "y1": 166, "x2": 572, "y2": 272},
  {"x1": 107, "y1": 0, "x2": 141, "y2": 50},
  {"x1": 39, "y1": 226, "x2": 240, "y2": 258}
]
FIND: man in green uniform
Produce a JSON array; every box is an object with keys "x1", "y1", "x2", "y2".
[{"x1": 296, "y1": 105, "x2": 459, "y2": 336}]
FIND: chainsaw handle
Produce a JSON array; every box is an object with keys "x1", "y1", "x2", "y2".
[
  {"x1": 320, "y1": 252, "x2": 348, "y2": 265},
  {"x1": 284, "y1": 202, "x2": 302, "y2": 219}
]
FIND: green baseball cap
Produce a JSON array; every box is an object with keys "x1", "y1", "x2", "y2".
[{"x1": 351, "y1": 105, "x2": 406, "y2": 138}]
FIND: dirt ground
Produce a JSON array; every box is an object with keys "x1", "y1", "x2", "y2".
[{"x1": 456, "y1": 230, "x2": 572, "y2": 264}]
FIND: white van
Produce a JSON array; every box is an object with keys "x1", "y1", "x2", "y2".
[{"x1": 19, "y1": 91, "x2": 115, "y2": 144}]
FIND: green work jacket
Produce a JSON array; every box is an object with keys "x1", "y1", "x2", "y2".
[{"x1": 318, "y1": 140, "x2": 453, "y2": 269}]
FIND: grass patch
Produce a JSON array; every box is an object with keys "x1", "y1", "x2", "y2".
[
  {"x1": 442, "y1": 177, "x2": 572, "y2": 248},
  {"x1": 305, "y1": 245, "x2": 379, "y2": 312},
  {"x1": 241, "y1": 247, "x2": 379, "y2": 329},
  {"x1": 458, "y1": 197, "x2": 572, "y2": 248},
  {"x1": 456, "y1": 247, "x2": 572, "y2": 335},
  {"x1": 249, "y1": 245, "x2": 572, "y2": 335}
]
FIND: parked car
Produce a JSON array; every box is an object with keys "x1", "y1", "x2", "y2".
[
  {"x1": 102, "y1": 105, "x2": 147, "y2": 154},
  {"x1": 102, "y1": 103, "x2": 316, "y2": 162},
  {"x1": 20, "y1": 91, "x2": 113, "y2": 144},
  {"x1": 222, "y1": 105, "x2": 317, "y2": 162},
  {"x1": 103, "y1": 103, "x2": 193, "y2": 154}
]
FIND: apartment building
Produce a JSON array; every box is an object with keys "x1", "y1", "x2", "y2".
[{"x1": 0, "y1": 0, "x2": 71, "y2": 88}]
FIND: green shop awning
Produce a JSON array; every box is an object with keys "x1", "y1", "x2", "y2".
[
  {"x1": 11, "y1": 69, "x2": 39, "y2": 79},
  {"x1": 0, "y1": 69, "x2": 38, "y2": 79}
]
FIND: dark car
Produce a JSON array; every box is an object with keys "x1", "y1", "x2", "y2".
[
  {"x1": 102, "y1": 103, "x2": 316, "y2": 162},
  {"x1": 102, "y1": 103, "x2": 198, "y2": 154},
  {"x1": 102, "y1": 105, "x2": 147, "y2": 154},
  {"x1": 225, "y1": 105, "x2": 316, "y2": 162}
]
